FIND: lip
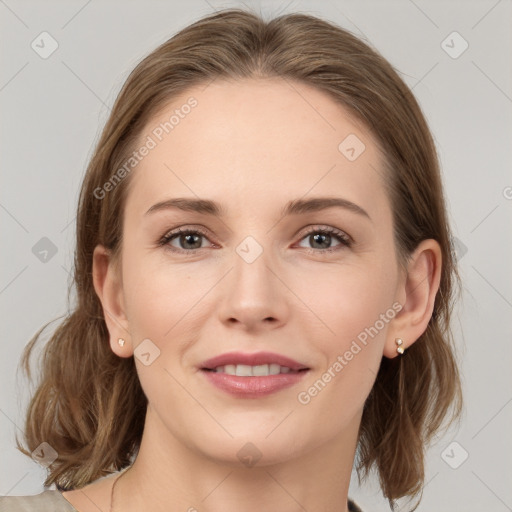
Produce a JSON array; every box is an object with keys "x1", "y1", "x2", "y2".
[
  {"x1": 201, "y1": 370, "x2": 309, "y2": 398},
  {"x1": 200, "y1": 351, "x2": 309, "y2": 372},
  {"x1": 199, "y1": 351, "x2": 310, "y2": 399}
]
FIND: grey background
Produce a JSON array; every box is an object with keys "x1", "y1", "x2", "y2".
[{"x1": 1, "y1": 1, "x2": 511, "y2": 511}]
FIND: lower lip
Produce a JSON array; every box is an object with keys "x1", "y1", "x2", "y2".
[{"x1": 201, "y1": 369, "x2": 309, "y2": 398}]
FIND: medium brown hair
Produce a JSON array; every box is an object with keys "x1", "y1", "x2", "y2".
[{"x1": 17, "y1": 8, "x2": 462, "y2": 509}]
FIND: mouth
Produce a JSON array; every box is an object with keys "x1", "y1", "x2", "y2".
[
  {"x1": 201, "y1": 364, "x2": 309, "y2": 376},
  {"x1": 199, "y1": 351, "x2": 310, "y2": 398},
  {"x1": 200, "y1": 350, "x2": 310, "y2": 373}
]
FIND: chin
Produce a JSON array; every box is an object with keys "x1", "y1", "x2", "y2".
[{"x1": 189, "y1": 428, "x2": 309, "y2": 469}]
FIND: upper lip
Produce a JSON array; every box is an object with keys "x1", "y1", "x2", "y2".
[{"x1": 200, "y1": 351, "x2": 309, "y2": 372}]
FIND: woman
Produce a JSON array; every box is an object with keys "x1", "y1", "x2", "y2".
[{"x1": 1, "y1": 7, "x2": 462, "y2": 512}]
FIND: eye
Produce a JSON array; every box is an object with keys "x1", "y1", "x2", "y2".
[
  {"x1": 158, "y1": 227, "x2": 214, "y2": 253},
  {"x1": 296, "y1": 226, "x2": 352, "y2": 253},
  {"x1": 158, "y1": 225, "x2": 352, "y2": 255}
]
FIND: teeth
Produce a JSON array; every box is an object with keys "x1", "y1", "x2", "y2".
[
  {"x1": 269, "y1": 363, "x2": 281, "y2": 375},
  {"x1": 212, "y1": 364, "x2": 294, "y2": 376},
  {"x1": 252, "y1": 364, "x2": 269, "y2": 376},
  {"x1": 235, "y1": 364, "x2": 252, "y2": 377},
  {"x1": 224, "y1": 364, "x2": 236, "y2": 375}
]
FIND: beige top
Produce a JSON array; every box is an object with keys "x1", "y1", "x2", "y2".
[
  {"x1": 0, "y1": 491, "x2": 363, "y2": 511},
  {"x1": 0, "y1": 491, "x2": 78, "y2": 511}
]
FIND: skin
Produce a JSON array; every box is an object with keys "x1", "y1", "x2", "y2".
[{"x1": 62, "y1": 77, "x2": 441, "y2": 512}]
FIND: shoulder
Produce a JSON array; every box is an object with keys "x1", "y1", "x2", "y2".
[{"x1": 0, "y1": 491, "x2": 78, "y2": 512}]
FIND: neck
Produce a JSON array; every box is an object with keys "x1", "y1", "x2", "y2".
[{"x1": 113, "y1": 405, "x2": 360, "y2": 512}]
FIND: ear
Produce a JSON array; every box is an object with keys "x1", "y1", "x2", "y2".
[
  {"x1": 383, "y1": 239, "x2": 442, "y2": 358},
  {"x1": 92, "y1": 244, "x2": 133, "y2": 358}
]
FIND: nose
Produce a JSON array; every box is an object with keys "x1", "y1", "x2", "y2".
[{"x1": 217, "y1": 241, "x2": 290, "y2": 332}]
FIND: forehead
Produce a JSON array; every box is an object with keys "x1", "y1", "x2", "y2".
[{"x1": 125, "y1": 77, "x2": 389, "y2": 220}]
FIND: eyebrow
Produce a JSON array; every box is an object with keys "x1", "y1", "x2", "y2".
[{"x1": 145, "y1": 196, "x2": 371, "y2": 221}]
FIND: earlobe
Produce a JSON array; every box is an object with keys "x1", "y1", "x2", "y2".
[
  {"x1": 383, "y1": 239, "x2": 442, "y2": 358},
  {"x1": 92, "y1": 245, "x2": 133, "y2": 358}
]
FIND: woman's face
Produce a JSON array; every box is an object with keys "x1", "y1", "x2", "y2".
[{"x1": 111, "y1": 78, "x2": 405, "y2": 466}]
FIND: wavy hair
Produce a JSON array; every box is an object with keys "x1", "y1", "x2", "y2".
[{"x1": 17, "y1": 8, "x2": 462, "y2": 510}]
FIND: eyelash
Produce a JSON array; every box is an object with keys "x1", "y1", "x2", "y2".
[{"x1": 157, "y1": 225, "x2": 353, "y2": 256}]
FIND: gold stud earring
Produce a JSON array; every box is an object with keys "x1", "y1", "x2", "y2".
[
  {"x1": 118, "y1": 338, "x2": 126, "y2": 347},
  {"x1": 395, "y1": 338, "x2": 405, "y2": 355}
]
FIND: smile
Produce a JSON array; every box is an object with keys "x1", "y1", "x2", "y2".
[
  {"x1": 201, "y1": 367, "x2": 310, "y2": 398},
  {"x1": 206, "y1": 363, "x2": 306, "y2": 376}
]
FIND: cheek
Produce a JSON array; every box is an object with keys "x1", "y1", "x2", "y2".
[
  {"x1": 296, "y1": 260, "x2": 397, "y2": 343},
  {"x1": 121, "y1": 249, "x2": 216, "y2": 342},
  {"x1": 297, "y1": 262, "x2": 397, "y2": 392}
]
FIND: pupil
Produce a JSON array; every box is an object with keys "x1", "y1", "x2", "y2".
[
  {"x1": 312, "y1": 233, "x2": 330, "y2": 249},
  {"x1": 182, "y1": 234, "x2": 201, "y2": 249}
]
